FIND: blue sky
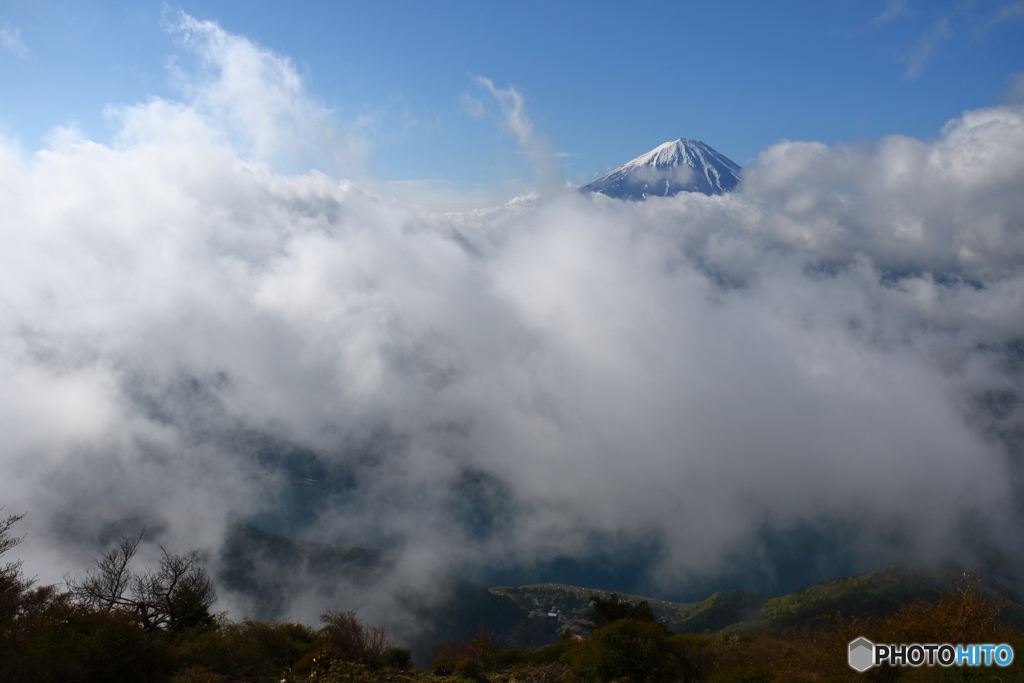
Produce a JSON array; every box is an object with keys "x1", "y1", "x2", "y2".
[{"x1": 1, "y1": 1, "x2": 1021, "y2": 195}]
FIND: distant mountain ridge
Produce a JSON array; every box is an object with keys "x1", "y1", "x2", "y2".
[
  {"x1": 666, "y1": 560, "x2": 1024, "y2": 634},
  {"x1": 491, "y1": 560, "x2": 1024, "y2": 644},
  {"x1": 581, "y1": 139, "x2": 741, "y2": 199}
]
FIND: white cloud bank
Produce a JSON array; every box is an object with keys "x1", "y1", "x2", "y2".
[{"x1": 2, "y1": 15, "x2": 1023, "y2": 618}]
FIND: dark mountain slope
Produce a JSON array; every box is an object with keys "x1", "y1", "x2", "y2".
[{"x1": 218, "y1": 523, "x2": 524, "y2": 661}]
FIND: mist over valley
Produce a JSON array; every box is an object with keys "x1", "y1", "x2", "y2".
[{"x1": 1, "y1": 12, "x2": 1023, "y2": 659}]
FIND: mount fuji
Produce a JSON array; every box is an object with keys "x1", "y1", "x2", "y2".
[{"x1": 581, "y1": 139, "x2": 741, "y2": 199}]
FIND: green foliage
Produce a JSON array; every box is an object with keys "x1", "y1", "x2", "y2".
[
  {"x1": 177, "y1": 618, "x2": 319, "y2": 680},
  {"x1": 320, "y1": 659, "x2": 376, "y2": 683},
  {"x1": 671, "y1": 590, "x2": 768, "y2": 634},
  {"x1": 510, "y1": 615, "x2": 560, "y2": 650},
  {"x1": 568, "y1": 619, "x2": 677, "y2": 683},
  {"x1": 432, "y1": 631, "x2": 502, "y2": 669},
  {"x1": 669, "y1": 560, "x2": 1024, "y2": 637},
  {"x1": 170, "y1": 665, "x2": 227, "y2": 683},
  {"x1": 491, "y1": 647, "x2": 526, "y2": 668},
  {"x1": 431, "y1": 656, "x2": 460, "y2": 675},
  {"x1": 491, "y1": 584, "x2": 691, "y2": 628},
  {"x1": 5, "y1": 600, "x2": 175, "y2": 683},
  {"x1": 382, "y1": 646, "x2": 413, "y2": 670},
  {"x1": 587, "y1": 592, "x2": 657, "y2": 629},
  {"x1": 455, "y1": 657, "x2": 485, "y2": 680},
  {"x1": 665, "y1": 633, "x2": 717, "y2": 682},
  {"x1": 524, "y1": 634, "x2": 578, "y2": 665},
  {"x1": 428, "y1": 656, "x2": 488, "y2": 681}
]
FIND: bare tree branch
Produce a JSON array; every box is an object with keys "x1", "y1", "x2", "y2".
[
  {"x1": 66, "y1": 529, "x2": 143, "y2": 612},
  {"x1": 0, "y1": 509, "x2": 29, "y2": 623},
  {"x1": 66, "y1": 529, "x2": 216, "y2": 633},
  {"x1": 0, "y1": 509, "x2": 26, "y2": 558}
]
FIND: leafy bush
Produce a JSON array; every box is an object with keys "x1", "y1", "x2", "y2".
[
  {"x1": 320, "y1": 609, "x2": 393, "y2": 665},
  {"x1": 431, "y1": 656, "x2": 460, "y2": 675},
  {"x1": 382, "y1": 645, "x2": 413, "y2": 669},
  {"x1": 455, "y1": 657, "x2": 485, "y2": 680},
  {"x1": 665, "y1": 633, "x2": 716, "y2": 682},
  {"x1": 510, "y1": 616, "x2": 560, "y2": 650},
  {"x1": 568, "y1": 619, "x2": 676, "y2": 683},
  {"x1": 177, "y1": 618, "x2": 318, "y2": 680},
  {"x1": 11, "y1": 601, "x2": 175, "y2": 683},
  {"x1": 524, "y1": 635, "x2": 579, "y2": 665},
  {"x1": 170, "y1": 665, "x2": 227, "y2": 683},
  {"x1": 432, "y1": 631, "x2": 503, "y2": 669},
  {"x1": 491, "y1": 647, "x2": 526, "y2": 668},
  {"x1": 587, "y1": 593, "x2": 657, "y2": 629}
]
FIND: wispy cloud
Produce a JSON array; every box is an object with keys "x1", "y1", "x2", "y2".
[
  {"x1": 904, "y1": 17, "x2": 950, "y2": 79},
  {"x1": 470, "y1": 77, "x2": 535, "y2": 153},
  {"x1": 0, "y1": 18, "x2": 28, "y2": 58},
  {"x1": 1006, "y1": 72, "x2": 1024, "y2": 102},
  {"x1": 873, "y1": 0, "x2": 910, "y2": 25},
  {"x1": 976, "y1": 1, "x2": 1024, "y2": 36},
  {"x1": 465, "y1": 77, "x2": 561, "y2": 190}
]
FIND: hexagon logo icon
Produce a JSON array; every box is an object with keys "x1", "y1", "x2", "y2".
[{"x1": 848, "y1": 637, "x2": 874, "y2": 672}]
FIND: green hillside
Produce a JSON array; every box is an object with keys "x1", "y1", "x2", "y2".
[
  {"x1": 668, "y1": 560, "x2": 1024, "y2": 634},
  {"x1": 490, "y1": 561, "x2": 1024, "y2": 645},
  {"x1": 666, "y1": 589, "x2": 768, "y2": 634},
  {"x1": 490, "y1": 583, "x2": 693, "y2": 623}
]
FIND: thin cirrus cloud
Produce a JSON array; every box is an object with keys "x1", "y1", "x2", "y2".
[
  {"x1": 874, "y1": 2, "x2": 1022, "y2": 80},
  {"x1": 904, "y1": 17, "x2": 951, "y2": 80},
  {"x1": 465, "y1": 76, "x2": 561, "y2": 190},
  {"x1": 0, "y1": 18, "x2": 28, "y2": 58},
  {"x1": 1007, "y1": 72, "x2": 1024, "y2": 101},
  {"x1": 1, "y1": 13, "x2": 1023, "y2": 624},
  {"x1": 873, "y1": 0, "x2": 910, "y2": 26},
  {"x1": 977, "y1": 1, "x2": 1024, "y2": 35}
]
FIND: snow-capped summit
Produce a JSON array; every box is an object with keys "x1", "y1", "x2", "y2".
[{"x1": 581, "y1": 139, "x2": 741, "y2": 199}]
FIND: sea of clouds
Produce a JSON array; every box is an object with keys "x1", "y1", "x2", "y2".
[{"x1": 1, "y1": 14, "x2": 1023, "y2": 624}]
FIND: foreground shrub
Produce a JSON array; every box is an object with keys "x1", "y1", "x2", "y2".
[
  {"x1": 321, "y1": 609, "x2": 393, "y2": 665},
  {"x1": 491, "y1": 661, "x2": 570, "y2": 683},
  {"x1": 431, "y1": 656, "x2": 460, "y2": 675},
  {"x1": 665, "y1": 633, "x2": 716, "y2": 682},
  {"x1": 432, "y1": 631, "x2": 503, "y2": 668},
  {"x1": 455, "y1": 657, "x2": 486, "y2": 680},
  {"x1": 524, "y1": 635, "x2": 580, "y2": 665},
  {"x1": 568, "y1": 619, "x2": 678, "y2": 683},
  {"x1": 8, "y1": 601, "x2": 175, "y2": 683},
  {"x1": 587, "y1": 593, "x2": 657, "y2": 629},
  {"x1": 170, "y1": 665, "x2": 227, "y2": 683},
  {"x1": 381, "y1": 645, "x2": 413, "y2": 669},
  {"x1": 176, "y1": 618, "x2": 319, "y2": 680}
]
